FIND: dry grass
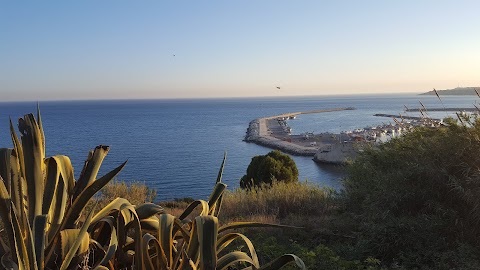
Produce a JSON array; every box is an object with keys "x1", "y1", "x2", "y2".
[
  {"x1": 158, "y1": 198, "x2": 197, "y2": 219},
  {"x1": 88, "y1": 180, "x2": 335, "y2": 228},
  {"x1": 219, "y1": 181, "x2": 335, "y2": 225},
  {"x1": 87, "y1": 180, "x2": 157, "y2": 213}
]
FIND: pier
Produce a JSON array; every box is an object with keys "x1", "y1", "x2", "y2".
[
  {"x1": 374, "y1": 114, "x2": 441, "y2": 121},
  {"x1": 405, "y1": 107, "x2": 479, "y2": 112}
]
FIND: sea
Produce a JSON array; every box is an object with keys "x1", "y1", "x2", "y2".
[{"x1": 0, "y1": 93, "x2": 478, "y2": 200}]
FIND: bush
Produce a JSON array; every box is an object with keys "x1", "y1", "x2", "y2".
[
  {"x1": 343, "y1": 118, "x2": 480, "y2": 267},
  {"x1": 240, "y1": 150, "x2": 298, "y2": 188}
]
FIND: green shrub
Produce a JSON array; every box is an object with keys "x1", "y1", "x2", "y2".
[
  {"x1": 240, "y1": 150, "x2": 298, "y2": 189},
  {"x1": 343, "y1": 118, "x2": 480, "y2": 267}
]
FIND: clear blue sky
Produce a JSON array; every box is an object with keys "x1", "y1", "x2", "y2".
[{"x1": 1, "y1": 1, "x2": 479, "y2": 101}]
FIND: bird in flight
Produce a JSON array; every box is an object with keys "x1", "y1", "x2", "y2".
[{"x1": 276, "y1": 86, "x2": 281, "y2": 89}]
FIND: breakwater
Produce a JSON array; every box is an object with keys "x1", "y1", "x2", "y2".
[
  {"x1": 374, "y1": 114, "x2": 437, "y2": 120},
  {"x1": 244, "y1": 108, "x2": 355, "y2": 156},
  {"x1": 405, "y1": 107, "x2": 478, "y2": 112},
  {"x1": 244, "y1": 119, "x2": 318, "y2": 156}
]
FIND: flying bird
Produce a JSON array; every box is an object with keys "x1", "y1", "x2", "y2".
[{"x1": 276, "y1": 86, "x2": 281, "y2": 89}]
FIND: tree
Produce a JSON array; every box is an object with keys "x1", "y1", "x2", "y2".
[{"x1": 240, "y1": 150, "x2": 298, "y2": 189}]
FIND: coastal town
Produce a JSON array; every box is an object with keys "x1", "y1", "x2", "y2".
[{"x1": 245, "y1": 108, "x2": 445, "y2": 164}]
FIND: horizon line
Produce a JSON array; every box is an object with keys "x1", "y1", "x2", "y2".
[{"x1": 0, "y1": 92, "x2": 425, "y2": 103}]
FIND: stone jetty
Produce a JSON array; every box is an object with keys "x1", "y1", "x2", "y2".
[{"x1": 244, "y1": 108, "x2": 354, "y2": 156}]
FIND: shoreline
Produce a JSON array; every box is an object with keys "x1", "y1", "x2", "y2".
[
  {"x1": 244, "y1": 107, "x2": 355, "y2": 157},
  {"x1": 244, "y1": 107, "x2": 443, "y2": 164}
]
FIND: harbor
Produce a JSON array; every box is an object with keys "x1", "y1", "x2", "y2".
[{"x1": 245, "y1": 108, "x2": 445, "y2": 164}]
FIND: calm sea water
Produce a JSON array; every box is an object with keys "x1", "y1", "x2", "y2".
[{"x1": 0, "y1": 94, "x2": 477, "y2": 200}]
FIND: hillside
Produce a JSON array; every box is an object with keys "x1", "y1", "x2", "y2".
[{"x1": 421, "y1": 87, "x2": 479, "y2": 95}]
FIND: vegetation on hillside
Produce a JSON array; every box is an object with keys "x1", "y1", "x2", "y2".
[
  {"x1": 85, "y1": 112, "x2": 480, "y2": 269},
  {"x1": 223, "y1": 114, "x2": 480, "y2": 269},
  {"x1": 343, "y1": 116, "x2": 480, "y2": 268},
  {"x1": 240, "y1": 150, "x2": 298, "y2": 189},
  {"x1": 0, "y1": 110, "x2": 305, "y2": 270},
  {"x1": 7, "y1": 106, "x2": 480, "y2": 269}
]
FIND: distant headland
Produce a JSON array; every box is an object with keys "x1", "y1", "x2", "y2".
[{"x1": 420, "y1": 87, "x2": 480, "y2": 96}]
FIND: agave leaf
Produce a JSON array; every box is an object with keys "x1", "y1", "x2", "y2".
[
  {"x1": 0, "y1": 149, "x2": 14, "y2": 196},
  {"x1": 142, "y1": 233, "x2": 168, "y2": 270},
  {"x1": 207, "y1": 183, "x2": 227, "y2": 216},
  {"x1": 9, "y1": 150, "x2": 25, "y2": 229},
  {"x1": 179, "y1": 200, "x2": 209, "y2": 220},
  {"x1": 196, "y1": 215, "x2": 218, "y2": 270},
  {"x1": 10, "y1": 118, "x2": 25, "y2": 180},
  {"x1": 257, "y1": 254, "x2": 306, "y2": 270},
  {"x1": 36, "y1": 104, "x2": 45, "y2": 158},
  {"x1": 135, "y1": 203, "x2": 165, "y2": 220},
  {"x1": 1, "y1": 253, "x2": 19, "y2": 270},
  {"x1": 158, "y1": 214, "x2": 175, "y2": 266},
  {"x1": 59, "y1": 204, "x2": 95, "y2": 270},
  {"x1": 10, "y1": 202, "x2": 33, "y2": 270},
  {"x1": 217, "y1": 251, "x2": 255, "y2": 270},
  {"x1": 33, "y1": 215, "x2": 47, "y2": 270},
  {"x1": 62, "y1": 160, "x2": 127, "y2": 229},
  {"x1": 90, "y1": 217, "x2": 118, "y2": 267},
  {"x1": 216, "y1": 152, "x2": 227, "y2": 184},
  {"x1": 140, "y1": 217, "x2": 160, "y2": 233},
  {"x1": 179, "y1": 250, "x2": 197, "y2": 270},
  {"x1": 171, "y1": 234, "x2": 186, "y2": 269},
  {"x1": 173, "y1": 218, "x2": 191, "y2": 242},
  {"x1": 0, "y1": 148, "x2": 25, "y2": 230},
  {"x1": 217, "y1": 233, "x2": 259, "y2": 268},
  {"x1": 119, "y1": 203, "x2": 139, "y2": 225},
  {"x1": 111, "y1": 203, "x2": 144, "y2": 269},
  {"x1": 0, "y1": 177, "x2": 18, "y2": 262},
  {"x1": 24, "y1": 215, "x2": 39, "y2": 270},
  {"x1": 0, "y1": 148, "x2": 25, "y2": 233},
  {"x1": 183, "y1": 218, "x2": 199, "y2": 269},
  {"x1": 74, "y1": 146, "x2": 110, "y2": 200},
  {"x1": 47, "y1": 156, "x2": 74, "y2": 207},
  {"x1": 42, "y1": 158, "x2": 59, "y2": 217},
  {"x1": 0, "y1": 234, "x2": 10, "y2": 256},
  {"x1": 219, "y1": 222, "x2": 302, "y2": 234},
  {"x1": 89, "y1": 240, "x2": 107, "y2": 267},
  {"x1": 92, "y1": 197, "x2": 131, "y2": 224},
  {"x1": 9, "y1": 121, "x2": 27, "y2": 231},
  {"x1": 122, "y1": 204, "x2": 145, "y2": 269},
  {"x1": 18, "y1": 113, "x2": 45, "y2": 224},
  {"x1": 46, "y1": 171, "x2": 69, "y2": 242},
  {"x1": 212, "y1": 153, "x2": 227, "y2": 217},
  {"x1": 213, "y1": 194, "x2": 224, "y2": 217},
  {"x1": 92, "y1": 266, "x2": 110, "y2": 270}
]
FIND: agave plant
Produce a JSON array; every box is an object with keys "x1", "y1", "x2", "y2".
[{"x1": 0, "y1": 108, "x2": 305, "y2": 270}]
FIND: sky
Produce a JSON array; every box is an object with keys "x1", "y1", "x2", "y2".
[{"x1": 1, "y1": 1, "x2": 480, "y2": 101}]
